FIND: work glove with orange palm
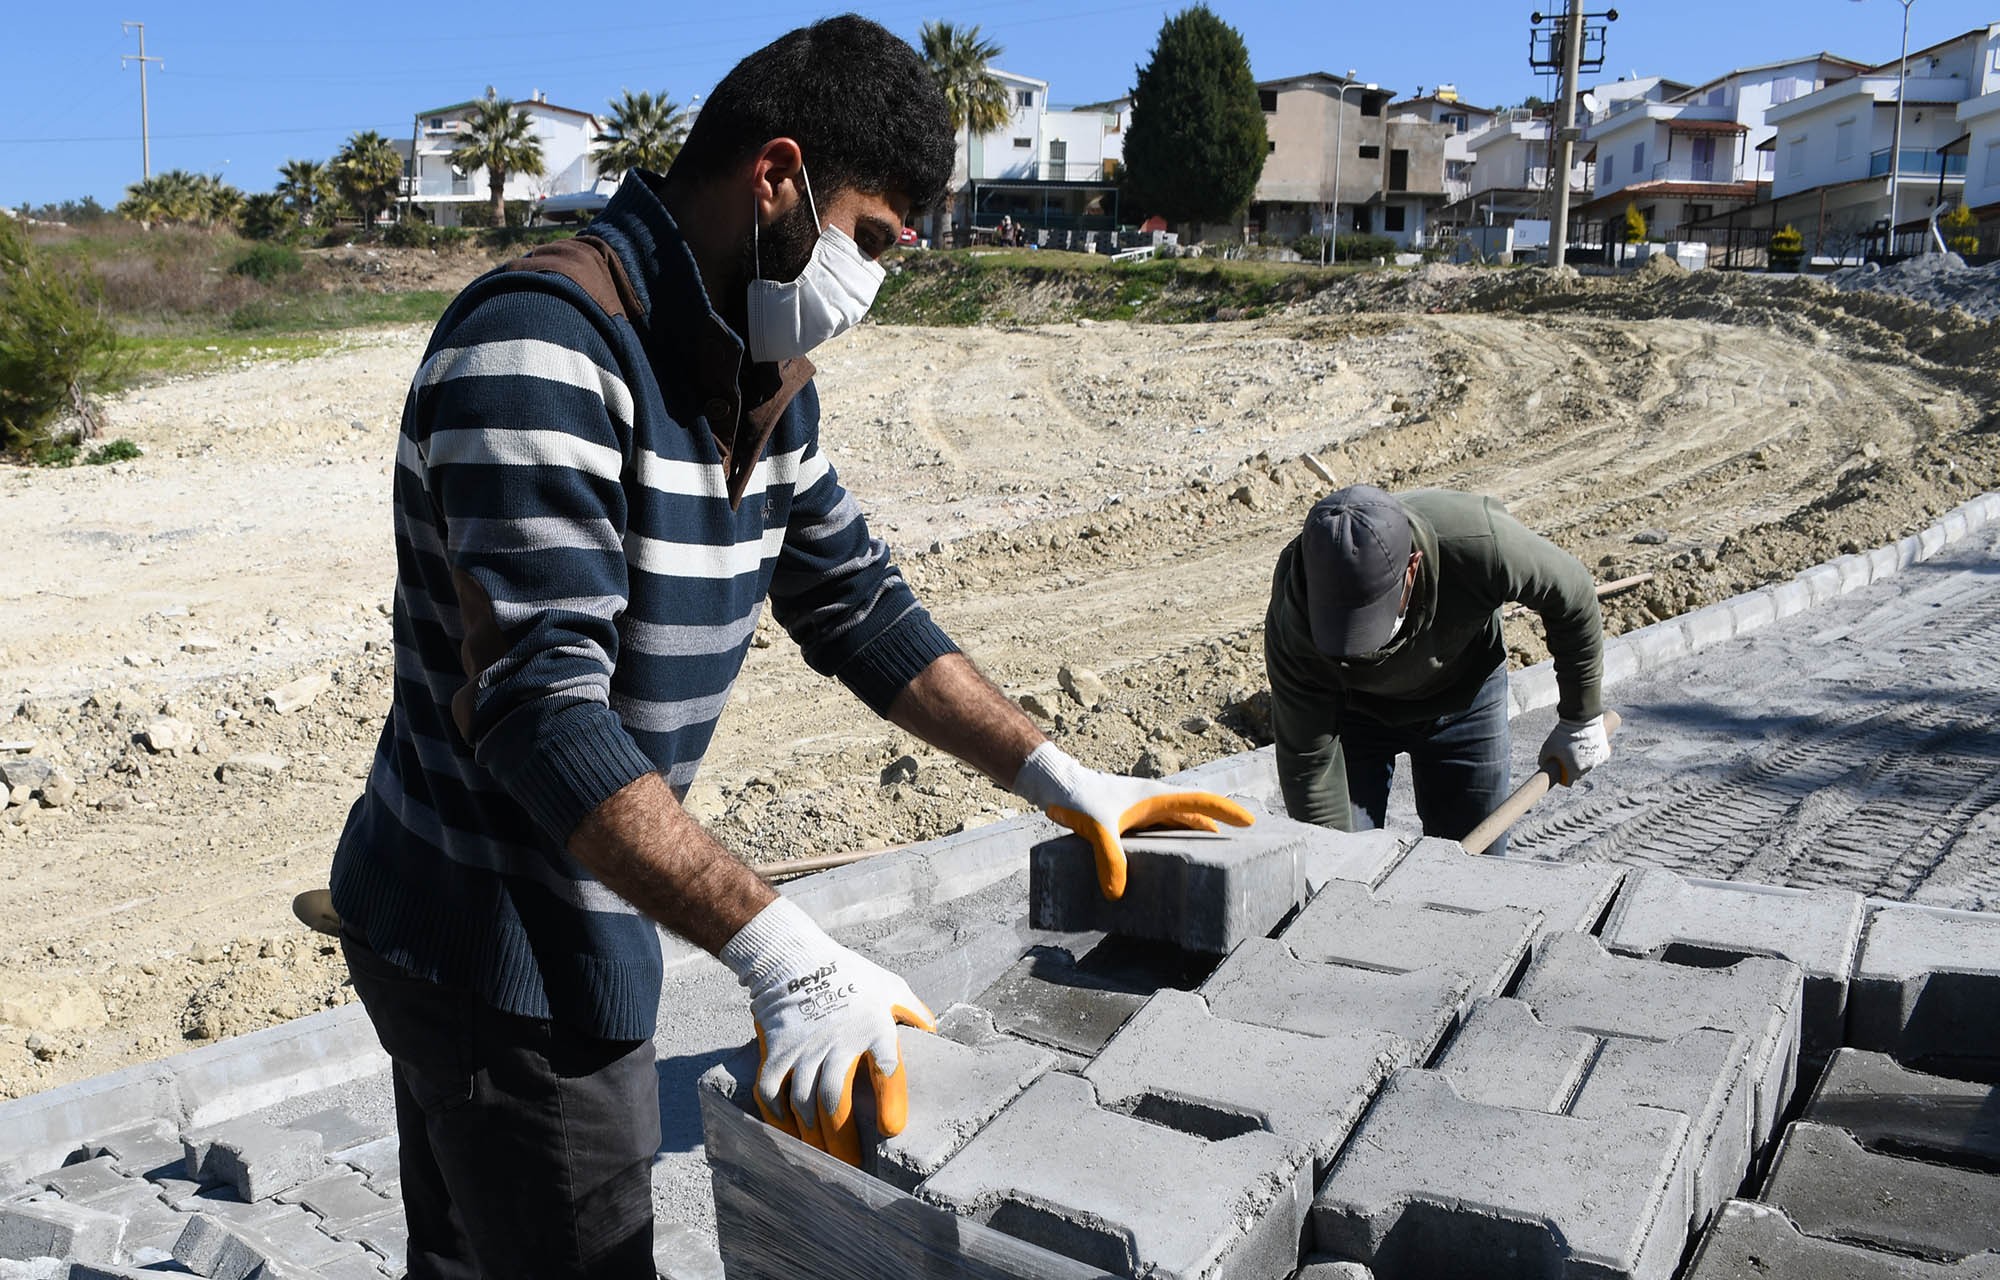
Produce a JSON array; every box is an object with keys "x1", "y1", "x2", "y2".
[
  {"x1": 1011, "y1": 742, "x2": 1256, "y2": 900},
  {"x1": 720, "y1": 898, "x2": 935, "y2": 1166}
]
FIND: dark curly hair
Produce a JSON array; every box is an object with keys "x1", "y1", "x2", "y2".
[{"x1": 670, "y1": 15, "x2": 955, "y2": 215}]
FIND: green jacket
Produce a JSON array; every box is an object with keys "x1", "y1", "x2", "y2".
[{"x1": 1264, "y1": 488, "x2": 1603, "y2": 828}]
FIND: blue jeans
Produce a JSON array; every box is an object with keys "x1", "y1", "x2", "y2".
[{"x1": 1340, "y1": 662, "x2": 1514, "y2": 857}]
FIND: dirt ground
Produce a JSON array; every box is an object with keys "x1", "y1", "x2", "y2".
[{"x1": 3, "y1": 260, "x2": 1997, "y2": 1099}]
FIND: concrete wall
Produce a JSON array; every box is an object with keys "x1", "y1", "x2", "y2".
[{"x1": 1960, "y1": 89, "x2": 2000, "y2": 212}]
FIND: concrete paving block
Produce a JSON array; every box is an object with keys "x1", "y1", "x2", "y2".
[
  {"x1": 1796, "y1": 564, "x2": 1843, "y2": 607},
  {"x1": 1942, "y1": 510, "x2": 1972, "y2": 544},
  {"x1": 0, "y1": 1200, "x2": 125, "y2": 1263},
  {"x1": 247, "y1": 1207, "x2": 371, "y2": 1273},
  {"x1": 1765, "y1": 579, "x2": 1815, "y2": 619},
  {"x1": 0, "y1": 1259, "x2": 68, "y2": 1280},
  {"x1": 1679, "y1": 602, "x2": 1738, "y2": 651},
  {"x1": 1030, "y1": 826, "x2": 1304, "y2": 955},
  {"x1": 58, "y1": 1180, "x2": 180, "y2": 1246},
  {"x1": 1373, "y1": 837, "x2": 1625, "y2": 941},
  {"x1": 273, "y1": 1171, "x2": 395, "y2": 1233},
  {"x1": 1686, "y1": 1200, "x2": 2000, "y2": 1280},
  {"x1": 182, "y1": 1118, "x2": 321, "y2": 1203},
  {"x1": 351, "y1": 1216, "x2": 408, "y2": 1273},
  {"x1": 653, "y1": 1220, "x2": 726, "y2": 1280},
  {"x1": 860, "y1": 1029, "x2": 1056, "y2": 1193},
  {"x1": 1509, "y1": 662, "x2": 1559, "y2": 715},
  {"x1": 1602, "y1": 639, "x2": 1642, "y2": 686},
  {"x1": 1281, "y1": 880, "x2": 1539, "y2": 998},
  {"x1": 1868, "y1": 544, "x2": 1901, "y2": 581},
  {"x1": 1514, "y1": 933, "x2": 1803, "y2": 1150},
  {"x1": 1201, "y1": 938, "x2": 1474, "y2": 1058},
  {"x1": 78, "y1": 1121, "x2": 185, "y2": 1179},
  {"x1": 1601, "y1": 868, "x2": 1864, "y2": 1064},
  {"x1": 1084, "y1": 989, "x2": 1407, "y2": 1171},
  {"x1": 327, "y1": 1137, "x2": 399, "y2": 1184},
  {"x1": 1896, "y1": 535, "x2": 1925, "y2": 570},
  {"x1": 1850, "y1": 903, "x2": 2000, "y2": 1077},
  {"x1": 974, "y1": 948, "x2": 1150, "y2": 1057},
  {"x1": 172, "y1": 1214, "x2": 270, "y2": 1280},
  {"x1": 1436, "y1": 998, "x2": 1755, "y2": 1232},
  {"x1": 0, "y1": 1060, "x2": 180, "y2": 1180},
  {"x1": 312, "y1": 1256, "x2": 392, "y2": 1280},
  {"x1": 1729, "y1": 590, "x2": 1779, "y2": 636},
  {"x1": 70, "y1": 1265, "x2": 176, "y2": 1279},
  {"x1": 1295, "y1": 1264, "x2": 1375, "y2": 1280},
  {"x1": 1803, "y1": 1049, "x2": 2000, "y2": 1170},
  {"x1": 919, "y1": 1072, "x2": 1311, "y2": 1280},
  {"x1": 34, "y1": 1157, "x2": 128, "y2": 1204},
  {"x1": 1310, "y1": 1070, "x2": 1692, "y2": 1280},
  {"x1": 170, "y1": 1002, "x2": 386, "y2": 1132},
  {"x1": 1832, "y1": 554, "x2": 1874, "y2": 595},
  {"x1": 1920, "y1": 524, "x2": 1949, "y2": 559},
  {"x1": 1764, "y1": 1122, "x2": 2000, "y2": 1261},
  {"x1": 1299, "y1": 827, "x2": 1407, "y2": 897},
  {"x1": 1621, "y1": 623, "x2": 1691, "y2": 675},
  {"x1": 281, "y1": 1108, "x2": 388, "y2": 1155}
]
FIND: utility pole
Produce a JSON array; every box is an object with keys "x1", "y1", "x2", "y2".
[
  {"x1": 1549, "y1": 0, "x2": 1585, "y2": 268},
  {"x1": 120, "y1": 21, "x2": 164, "y2": 181}
]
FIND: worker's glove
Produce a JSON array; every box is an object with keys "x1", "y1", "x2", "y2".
[
  {"x1": 1540, "y1": 715, "x2": 1611, "y2": 786},
  {"x1": 720, "y1": 897, "x2": 935, "y2": 1166},
  {"x1": 1010, "y1": 742, "x2": 1255, "y2": 900}
]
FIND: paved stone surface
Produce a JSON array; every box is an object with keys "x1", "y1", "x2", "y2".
[
  {"x1": 274, "y1": 1170, "x2": 396, "y2": 1232},
  {"x1": 184, "y1": 1116, "x2": 323, "y2": 1203},
  {"x1": 1803, "y1": 1049, "x2": 2000, "y2": 1170},
  {"x1": 920, "y1": 1072, "x2": 1310, "y2": 1280},
  {"x1": 1083, "y1": 989, "x2": 1407, "y2": 1171},
  {"x1": 1311, "y1": 1070, "x2": 1691, "y2": 1280},
  {"x1": 856, "y1": 1028, "x2": 1056, "y2": 1192},
  {"x1": 1514, "y1": 933, "x2": 1803, "y2": 1150},
  {"x1": 1436, "y1": 997, "x2": 1755, "y2": 1232},
  {"x1": 172, "y1": 1212, "x2": 273, "y2": 1279},
  {"x1": 1371, "y1": 837, "x2": 1625, "y2": 941},
  {"x1": 1686, "y1": 1201, "x2": 2000, "y2": 1279},
  {"x1": 0, "y1": 1199, "x2": 124, "y2": 1265},
  {"x1": 80, "y1": 1120, "x2": 187, "y2": 1179},
  {"x1": 1030, "y1": 826, "x2": 1304, "y2": 955},
  {"x1": 1278, "y1": 879, "x2": 1540, "y2": 999},
  {"x1": 1850, "y1": 902, "x2": 2000, "y2": 1077},
  {"x1": 34, "y1": 1157, "x2": 128, "y2": 1204},
  {"x1": 973, "y1": 947, "x2": 1151, "y2": 1057},
  {"x1": 1601, "y1": 867, "x2": 1864, "y2": 1063},
  {"x1": 1200, "y1": 938, "x2": 1475, "y2": 1059},
  {"x1": 1762, "y1": 1122, "x2": 2000, "y2": 1261}
]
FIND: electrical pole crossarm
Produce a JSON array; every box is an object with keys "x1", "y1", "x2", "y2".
[{"x1": 120, "y1": 21, "x2": 164, "y2": 182}]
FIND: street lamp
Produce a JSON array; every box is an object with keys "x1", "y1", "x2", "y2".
[
  {"x1": 1854, "y1": 0, "x2": 1917, "y2": 257},
  {"x1": 1328, "y1": 72, "x2": 1380, "y2": 265}
]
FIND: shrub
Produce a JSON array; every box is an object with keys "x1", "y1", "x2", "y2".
[
  {"x1": 1618, "y1": 202, "x2": 1647, "y2": 245},
  {"x1": 0, "y1": 214, "x2": 119, "y2": 459},
  {"x1": 84, "y1": 438, "x2": 141, "y2": 464},
  {"x1": 1292, "y1": 234, "x2": 1328, "y2": 263},
  {"x1": 231, "y1": 243, "x2": 304, "y2": 284},
  {"x1": 1941, "y1": 204, "x2": 1979, "y2": 257},
  {"x1": 1769, "y1": 224, "x2": 1804, "y2": 272},
  {"x1": 1334, "y1": 233, "x2": 1397, "y2": 263}
]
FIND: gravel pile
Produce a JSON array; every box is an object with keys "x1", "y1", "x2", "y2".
[{"x1": 1828, "y1": 252, "x2": 2000, "y2": 322}]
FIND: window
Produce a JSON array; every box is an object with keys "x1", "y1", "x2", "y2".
[
  {"x1": 1268, "y1": 140, "x2": 1277, "y2": 153},
  {"x1": 1772, "y1": 77, "x2": 1798, "y2": 105},
  {"x1": 1632, "y1": 141, "x2": 1646, "y2": 174},
  {"x1": 1604, "y1": 153, "x2": 1616, "y2": 184},
  {"x1": 1707, "y1": 87, "x2": 1726, "y2": 106},
  {"x1": 428, "y1": 116, "x2": 445, "y2": 129},
  {"x1": 1687, "y1": 203, "x2": 1713, "y2": 224},
  {"x1": 1384, "y1": 206, "x2": 1406, "y2": 231},
  {"x1": 1389, "y1": 148, "x2": 1409, "y2": 191},
  {"x1": 1013, "y1": 137, "x2": 1032, "y2": 149},
  {"x1": 1358, "y1": 144, "x2": 1381, "y2": 159},
  {"x1": 1259, "y1": 89, "x2": 1278, "y2": 113},
  {"x1": 1986, "y1": 141, "x2": 2000, "y2": 189},
  {"x1": 1787, "y1": 136, "x2": 1806, "y2": 177},
  {"x1": 1444, "y1": 112, "x2": 1467, "y2": 133},
  {"x1": 1835, "y1": 119, "x2": 1855, "y2": 162},
  {"x1": 1360, "y1": 95, "x2": 1383, "y2": 117},
  {"x1": 1016, "y1": 89, "x2": 1034, "y2": 108}
]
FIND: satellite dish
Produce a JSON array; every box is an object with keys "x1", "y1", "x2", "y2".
[{"x1": 1580, "y1": 91, "x2": 1601, "y2": 116}]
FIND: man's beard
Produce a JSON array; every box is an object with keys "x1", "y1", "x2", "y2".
[{"x1": 740, "y1": 195, "x2": 820, "y2": 291}]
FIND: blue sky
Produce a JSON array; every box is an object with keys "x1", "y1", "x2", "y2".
[{"x1": 3, "y1": 1, "x2": 1995, "y2": 209}]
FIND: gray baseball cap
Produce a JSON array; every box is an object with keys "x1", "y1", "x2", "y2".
[{"x1": 1301, "y1": 485, "x2": 1412, "y2": 656}]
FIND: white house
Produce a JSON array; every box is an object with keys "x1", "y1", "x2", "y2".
[
  {"x1": 1576, "y1": 55, "x2": 1865, "y2": 244},
  {"x1": 1437, "y1": 108, "x2": 1593, "y2": 234},
  {"x1": 945, "y1": 70, "x2": 1128, "y2": 243},
  {"x1": 1760, "y1": 25, "x2": 2000, "y2": 256},
  {"x1": 402, "y1": 91, "x2": 604, "y2": 227},
  {"x1": 1961, "y1": 80, "x2": 2000, "y2": 237}
]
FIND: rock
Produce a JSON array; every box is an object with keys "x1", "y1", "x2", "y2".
[
  {"x1": 181, "y1": 636, "x2": 221, "y2": 655},
  {"x1": 1058, "y1": 666, "x2": 1111, "y2": 710},
  {"x1": 122, "y1": 652, "x2": 154, "y2": 668},
  {"x1": 139, "y1": 717, "x2": 198, "y2": 756},
  {"x1": 1132, "y1": 747, "x2": 1182, "y2": 779},
  {"x1": 262, "y1": 673, "x2": 329, "y2": 714},
  {"x1": 7, "y1": 784, "x2": 32, "y2": 807},
  {"x1": 1017, "y1": 691, "x2": 1055, "y2": 721},
  {"x1": 0, "y1": 758, "x2": 54, "y2": 794},
  {"x1": 1631, "y1": 529, "x2": 1669, "y2": 545},
  {"x1": 880, "y1": 755, "x2": 920, "y2": 787},
  {"x1": 1230, "y1": 484, "x2": 1261, "y2": 509},
  {"x1": 39, "y1": 768, "x2": 75, "y2": 807},
  {"x1": 0, "y1": 982, "x2": 108, "y2": 1032},
  {"x1": 95, "y1": 793, "x2": 130, "y2": 813},
  {"x1": 217, "y1": 753, "x2": 288, "y2": 785}
]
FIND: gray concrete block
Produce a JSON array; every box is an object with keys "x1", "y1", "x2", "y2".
[
  {"x1": 0, "y1": 1200, "x2": 125, "y2": 1264},
  {"x1": 1602, "y1": 868, "x2": 1864, "y2": 1064},
  {"x1": 351, "y1": 1215, "x2": 408, "y2": 1273},
  {"x1": 78, "y1": 1121, "x2": 185, "y2": 1179},
  {"x1": 1680, "y1": 602, "x2": 1738, "y2": 650},
  {"x1": 172, "y1": 1214, "x2": 270, "y2": 1280},
  {"x1": 57, "y1": 1181, "x2": 180, "y2": 1250},
  {"x1": 1765, "y1": 579, "x2": 1814, "y2": 620},
  {"x1": 1295, "y1": 1264, "x2": 1375, "y2": 1280},
  {"x1": 34, "y1": 1157, "x2": 128, "y2": 1204},
  {"x1": 281, "y1": 1108, "x2": 388, "y2": 1154},
  {"x1": 327, "y1": 1137, "x2": 399, "y2": 1184},
  {"x1": 1832, "y1": 554, "x2": 1874, "y2": 595},
  {"x1": 1201, "y1": 938, "x2": 1473, "y2": 1059},
  {"x1": 1868, "y1": 544, "x2": 1901, "y2": 580},
  {"x1": 1686, "y1": 1200, "x2": 2000, "y2": 1280},
  {"x1": 312, "y1": 1256, "x2": 391, "y2": 1280},
  {"x1": 919, "y1": 1072, "x2": 1311, "y2": 1280},
  {"x1": 859, "y1": 1029, "x2": 1055, "y2": 1193},
  {"x1": 0, "y1": 1259, "x2": 68, "y2": 1280},
  {"x1": 1515, "y1": 933, "x2": 1803, "y2": 1150},
  {"x1": 1942, "y1": 510, "x2": 1972, "y2": 544},
  {"x1": 168, "y1": 1002, "x2": 386, "y2": 1133},
  {"x1": 974, "y1": 948, "x2": 1149, "y2": 1057},
  {"x1": 1764, "y1": 1122, "x2": 2000, "y2": 1261},
  {"x1": 1436, "y1": 998, "x2": 1755, "y2": 1233},
  {"x1": 1030, "y1": 826, "x2": 1304, "y2": 955},
  {"x1": 1279, "y1": 880, "x2": 1539, "y2": 999},
  {"x1": 1602, "y1": 639, "x2": 1643, "y2": 686},
  {"x1": 182, "y1": 1118, "x2": 321, "y2": 1203},
  {"x1": 653, "y1": 1220, "x2": 725, "y2": 1280},
  {"x1": 1897, "y1": 535, "x2": 1924, "y2": 569},
  {"x1": 70, "y1": 1265, "x2": 172, "y2": 1279},
  {"x1": 1084, "y1": 989, "x2": 1407, "y2": 1171},
  {"x1": 1795, "y1": 564, "x2": 1843, "y2": 607},
  {"x1": 1730, "y1": 590, "x2": 1779, "y2": 636},
  {"x1": 1622, "y1": 623, "x2": 1691, "y2": 675},
  {"x1": 273, "y1": 1171, "x2": 394, "y2": 1233},
  {"x1": 1804, "y1": 1049, "x2": 2000, "y2": 1170},
  {"x1": 1850, "y1": 903, "x2": 2000, "y2": 1077},
  {"x1": 1372, "y1": 837, "x2": 1625, "y2": 941},
  {"x1": 1509, "y1": 663, "x2": 1559, "y2": 715},
  {"x1": 1310, "y1": 1070, "x2": 1692, "y2": 1280},
  {"x1": 1920, "y1": 524, "x2": 1949, "y2": 558}
]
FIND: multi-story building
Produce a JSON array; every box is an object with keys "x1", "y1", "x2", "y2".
[
  {"x1": 1389, "y1": 87, "x2": 1498, "y2": 206},
  {"x1": 1960, "y1": 73, "x2": 2000, "y2": 244},
  {"x1": 399, "y1": 91, "x2": 604, "y2": 227},
  {"x1": 943, "y1": 70, "x2": 1128, "y2": 243},
  {"x1": 1247, "y1": 72, "x2": 1451, "y2": 249}
]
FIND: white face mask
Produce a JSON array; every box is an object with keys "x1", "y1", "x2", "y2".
[{"x1": 744, "y1": 167, "x2": 885, "y2": 362}]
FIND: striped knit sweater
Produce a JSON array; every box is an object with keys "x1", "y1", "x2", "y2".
[{"x1": 330, "y1": 175, "x2": 958, "y2": 1039}]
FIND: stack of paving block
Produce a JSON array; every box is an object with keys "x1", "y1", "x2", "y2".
[{"x1": 700, "y1": 806, "x2": 2000, "y2": 1280}]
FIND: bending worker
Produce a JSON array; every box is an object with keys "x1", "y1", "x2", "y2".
[
  {"x1": 1264, "y1": 484, "x2": 1608, "y2": 855},
  {"x1": 329, "y1": 18, "x2": 1247, "y2": 1279}
]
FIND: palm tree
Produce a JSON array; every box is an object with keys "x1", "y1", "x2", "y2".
[
  {"x1": 238, "y1": 192, "x2": 291, "y2": 241},
  {"x1": 190, "y1": 173, "x2": 244, "y2": 229},
  {"x1": 333, "y1": 131, "x2": 404, "y2": 230},
  {"x1": 455, "y1": 96, "x2": 546, "y2": 228},
  {"x1": 920, "y1": 21, "x2": 1011, "y2": 238},
  {"x1": 118, "y1": 170, "x2": 223, "y2": 228},
  {"x1": 276, "y1": 159, "x2": 332, "y2": 226},
  {"x1": 593, "y1": 89, "x2": 692, "y2": 180}
]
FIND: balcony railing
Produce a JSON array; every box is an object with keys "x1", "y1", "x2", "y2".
[
  {"x1": 1649, "y1": 158, "x2": 1729, "y2": 183},
  {"x1": 1868, "y1": 148, "x2": 1967, "y2": 178}
]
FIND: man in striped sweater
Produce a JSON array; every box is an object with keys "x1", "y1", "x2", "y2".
[{"x1": 331, "y1": 17, "x2": 1248, "y2": 1278}]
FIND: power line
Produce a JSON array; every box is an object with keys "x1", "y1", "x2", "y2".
[{"x1": 0, "y1": 124, "x2": 411, "y2": 144}]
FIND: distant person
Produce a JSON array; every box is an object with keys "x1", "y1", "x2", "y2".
[
  {"x1": 330, "y1": 15, "x2": 1248, "y2": 1280},
  {"x1": 1264, "y1": 485, "x2": 1608, "y2": 856}
]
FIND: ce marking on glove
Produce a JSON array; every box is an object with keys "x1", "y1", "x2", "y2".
[{"x1": 799, "y1": 982, "x2": 857, "y2": 1021}]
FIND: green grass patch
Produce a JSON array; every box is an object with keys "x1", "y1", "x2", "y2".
[{"x1": 111, "y1": 289, "x2": 452, "y2": 384}]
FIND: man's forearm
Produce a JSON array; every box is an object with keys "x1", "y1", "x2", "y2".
[
  {"x1": 566, "y1": 771, "x2": 775, "y2": 955},
  {"x1": 884, "y1": 653, "x2": 1046, "y2": 790}
]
